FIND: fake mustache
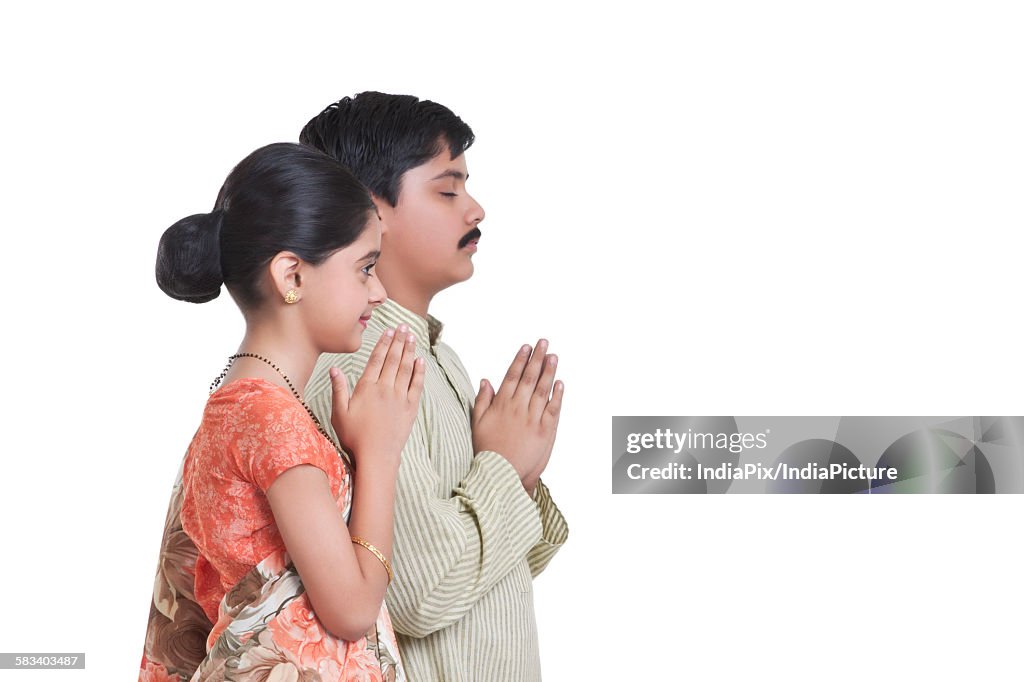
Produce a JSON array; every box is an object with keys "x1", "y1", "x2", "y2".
[{"x1": 458, "y1": 227, "x2": 482, "y2": 249}]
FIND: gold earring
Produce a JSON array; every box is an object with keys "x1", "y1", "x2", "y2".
[{"x1": 284, "y1": 289, "x2": 299, "y2": 304}]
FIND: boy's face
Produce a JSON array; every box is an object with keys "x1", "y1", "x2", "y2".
[{"x1": 377, "y1": 147, "x2": 485, "y2": 295}]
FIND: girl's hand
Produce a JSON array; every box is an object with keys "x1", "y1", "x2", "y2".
[{"x1": 329, "y1": 326, "x2": 425, "y2": 466}]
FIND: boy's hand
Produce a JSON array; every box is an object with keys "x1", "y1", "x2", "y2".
[{"x1": 471, "y1": 339, "x2": 564, "y2": 494}]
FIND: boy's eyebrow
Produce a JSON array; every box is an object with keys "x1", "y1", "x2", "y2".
[{"x1": 430, "y1": 169, "x2": 468, "y2": 182}]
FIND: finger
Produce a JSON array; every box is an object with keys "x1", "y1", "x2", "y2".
[
  {"x1": 541, "y1": 380, "x2": 564, "y2": 429},
  {"x1": 512, "y1": 338, "x2": 548, "y2": 403},
  {"x1": 497, "y1": 344, "x2": 531, "y2": 399},
  {"x1": 394, "y1": 332, "x2": 418, "y2": 391},
  {"x1": 529, "y1": 354, "x2": 557, "y2": 417},
  {"x1": 329, "y1": 367, "x2": 350, "y2": 413},
  {"x1": 379, "y1": 325, "x2": 411, "y2": 385},
  {"x1": 408, "y1": 357, "x2": 426, "y2": 403},
  {"x1": 361, "y1": 328, "x2": 396, "y2": 383},
  {"x1": 472, "y1": 378, "x2": 495, "y2": 427}
]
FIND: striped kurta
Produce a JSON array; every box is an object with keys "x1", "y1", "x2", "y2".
[{"x1": 306, "y1": 299, "x2": 568, "y2": 682}]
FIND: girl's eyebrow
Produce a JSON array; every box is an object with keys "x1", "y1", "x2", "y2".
[{"x1": 358, "y1": 250, "x2": 381, "y2": 262}]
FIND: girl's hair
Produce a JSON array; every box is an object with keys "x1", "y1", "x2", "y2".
[{"x1": 156, "y1": 142, "x2": 375, "y2": 307}]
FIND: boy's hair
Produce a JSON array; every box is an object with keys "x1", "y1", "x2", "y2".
[{"x1": 299, "y1": 91, "x2": 475, "y2": 206}]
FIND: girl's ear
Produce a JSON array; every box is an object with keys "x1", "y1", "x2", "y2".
[{"x1": 268, "y1": 251, "x2": 304, "y2": 303}]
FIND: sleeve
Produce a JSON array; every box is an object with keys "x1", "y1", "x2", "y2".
[
  {"x1": 386, "y1": 427, "x2": 543, "y2": 638},
  {"x1": 525, "y1": 478, "x2": 569, "y2": 577},
  {"x1": 234, "y1": 391, "x2": 337, "y2": 493}
]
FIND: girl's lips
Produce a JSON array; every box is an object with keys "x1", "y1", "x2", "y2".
[{"x1": 359, "y1": 315, "x2": 371, "y2": 328}]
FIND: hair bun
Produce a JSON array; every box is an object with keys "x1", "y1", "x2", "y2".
[{"x1": 155, "y1": 211, "x2": 224, "y2": 303}]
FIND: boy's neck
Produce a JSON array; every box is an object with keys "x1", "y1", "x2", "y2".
[{"x1": 379, "y1": 279, "x2": 434, "y2": 320}]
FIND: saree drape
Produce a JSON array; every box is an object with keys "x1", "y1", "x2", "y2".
[{"x1": 141, "y1": 423, "x2": 403, "y2": 682}]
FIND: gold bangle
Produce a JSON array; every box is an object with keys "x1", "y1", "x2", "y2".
[{"x1": 351, "y1": 536, "x2": 394, "y2": 584}]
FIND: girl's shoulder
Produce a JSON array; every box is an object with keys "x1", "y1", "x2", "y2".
[
  {"x1": 190, "y1": 377, "x2": 340, "y2": 492},
  {"x1": 209, "y1": 376, "x2": 297, "y2": 405},
  {"x1": 197, "y1": 377, "x2": 321, "y2": 445},
  {"x1": 206, "y1": 377, "x2": 311, "y2": 419}
]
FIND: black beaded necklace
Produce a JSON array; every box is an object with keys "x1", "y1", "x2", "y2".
[{"x1": 210, "y1": 353, "x2": 340, "y2": 453}]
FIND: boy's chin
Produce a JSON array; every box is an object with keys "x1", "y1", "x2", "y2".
[
  {"x1": 430, "y1": 261, "x2": 475, "y2": 295},
  {"x1": 451, "y1": 259, "x2": 475, "y2": 283}
]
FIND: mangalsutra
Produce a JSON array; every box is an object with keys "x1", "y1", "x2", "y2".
[{"x1": 211, "y1": 353, "x2": 340, "y2": 453}]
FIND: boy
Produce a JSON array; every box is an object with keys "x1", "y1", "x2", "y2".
[{"x1": 301, "y1": 92, "x2": 568, "y2": 681}]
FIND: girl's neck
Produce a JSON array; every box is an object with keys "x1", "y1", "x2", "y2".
[{"x1": 220, "y1": 324, "x2": 319, "y2": 399}]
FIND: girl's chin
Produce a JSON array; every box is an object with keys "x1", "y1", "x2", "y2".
[{"x1": 323, "y1": 335, "x2": 363, "y2": 356}]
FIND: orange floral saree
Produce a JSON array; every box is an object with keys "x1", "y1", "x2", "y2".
[{"x1": 141, "y1": 381, "x2": 403, "y2": 682}]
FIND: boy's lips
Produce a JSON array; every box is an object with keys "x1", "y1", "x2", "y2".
[
  {"x1": 458, "y1": 227, "x2": 482, "y2": 249},
  {"x1": 359, "y1": 314, "x2": 372, "y2": 328}
]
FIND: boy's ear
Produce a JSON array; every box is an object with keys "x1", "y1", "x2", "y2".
[{"x1": 370, "y1": 194, "x2": 392, "y2": 234}]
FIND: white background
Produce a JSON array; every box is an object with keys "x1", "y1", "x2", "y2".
[{"x1": 1, "y1": 1, "x2": 1022, "y2": 680}]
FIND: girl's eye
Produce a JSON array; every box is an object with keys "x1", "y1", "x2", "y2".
[
  {"x1": 440, "y1": 192, "x2": 458, "y2": 198},
  {"x1": 361, "y1": 261, "x2": 377, "y2": 276}
]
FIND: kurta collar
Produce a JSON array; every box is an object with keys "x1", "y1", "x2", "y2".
[{"x1": 371, "y1": 299, "x2": 444, "y2": 348}]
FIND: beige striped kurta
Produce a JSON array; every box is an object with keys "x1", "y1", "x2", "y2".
[{"x1": 306, "y1": 299, "x2": 568, "y2": 682}]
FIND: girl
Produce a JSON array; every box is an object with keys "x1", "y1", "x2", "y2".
[{"x1": 141, "y1": 143, "x2": 423, "y2": 681}]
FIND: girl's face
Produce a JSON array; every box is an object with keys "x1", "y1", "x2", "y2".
[{"x1": 300, "y1": 217, "x2": 387, "y2": 353}]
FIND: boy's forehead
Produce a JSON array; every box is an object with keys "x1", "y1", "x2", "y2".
[{"x1": 409, "y1": 149, "x2": 469, "y2": 182}]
